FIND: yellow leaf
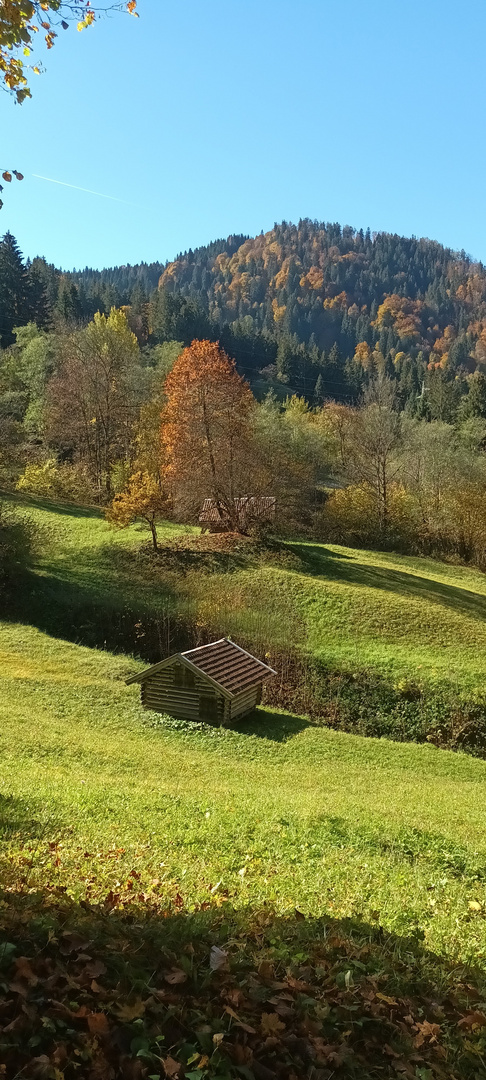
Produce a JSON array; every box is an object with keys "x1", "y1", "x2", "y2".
[
  {"x1": 376, "y1": 992, "x2": 399, "y2": 1006},
  {"x1": 260, "y1": 1012, "x2": 285, "y2": 1037},
  {"x1": 115, "y1": 998, "x2": 146, "y2": 1020},
  {"x1": 469, "y1": 900, "x2": 482, "y2": 911}
]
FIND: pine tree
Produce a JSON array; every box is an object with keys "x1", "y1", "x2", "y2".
[
  {"x1": 0, "y1": 232, "x2": 29, "y2": 345},
  {"x1": 313, "y1": 372, "x2": 325, "y2": 405},
  {"x1": 27, "y1": 261, "x2": 52, "y2": 328},
  {"x1": 56, "y1": 281, "x2": 82, "y2": 325}
]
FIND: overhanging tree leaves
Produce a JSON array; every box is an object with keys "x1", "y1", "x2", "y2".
[{"x1": 0, "y1": 1, "x2": 139, "y2": 103}]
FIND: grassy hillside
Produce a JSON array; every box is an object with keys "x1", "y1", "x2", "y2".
[
  {"x1": 3, "y1": 497, "x2": 486, "y2": 1075},
  {"x1": 7, "y1": 490, "x2": 486, "y2": 697},
  {"x1": 3, "y1": 617, "x2": 486, "y2": 960},
  {"x1": 2, "y1": 621, "x2": 486, "y2": 1075}
]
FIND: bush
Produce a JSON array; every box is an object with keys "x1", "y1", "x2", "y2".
[
  {"x1": 319, "y1": 482, "x2": 419, "y2": 549},
  {"x1": 16, "y1": 460, "x2": 96, "y2": 505},
  {"x1": 262, "y1": 648, "x2": 486, "y2": 757}
]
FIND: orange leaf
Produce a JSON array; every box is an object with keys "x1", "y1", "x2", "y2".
[
  {"x1": 87, "y1": 1012, "x2": 110, "y2": 1034},
  {"x1": 224, "y1": 1005, "x2": 256, "y2": 1034},
  {"x1": 162, "y1": 1058, "x2": 181, "y2": 1078},
  {"x1": 458, "y1": 1011, "x2": 486, "y2": 1029}
]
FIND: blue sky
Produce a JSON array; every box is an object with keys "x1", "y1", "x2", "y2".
[{"x1": 1, "y1": 0, "x2": 485, "y2": 270}]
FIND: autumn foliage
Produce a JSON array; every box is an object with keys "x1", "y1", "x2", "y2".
[
  {"x1": 0, "y1": 1, "x2": 138, "y2": 104},
  {"x1": 161, "y1": 340, "x2": 257, "y2": 530},
  {"x1": 108, "y1": 470, "x2": 168, "y2": 550}
]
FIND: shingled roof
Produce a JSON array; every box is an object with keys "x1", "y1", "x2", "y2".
[
  {"x1": 182, "y1": 639, "x2": 276, "y2": 695},
  {"x1": 199, "y1": 497, "x2": 276, "y2": 526},
  {"x1": 126, "y1": 639, "x2": 276, "y2": 697}
]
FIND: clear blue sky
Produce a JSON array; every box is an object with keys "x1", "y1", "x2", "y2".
[{"x1": 1, "y1": 0, "x2": 485, "y2": 270}]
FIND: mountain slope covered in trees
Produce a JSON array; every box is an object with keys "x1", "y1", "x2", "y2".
[
  {"x1": 3, "y1": 220, "x2": 486, "y2": 415},
  {"x1": 14, "y1": 219, "x2": 486, "y2": 414}
]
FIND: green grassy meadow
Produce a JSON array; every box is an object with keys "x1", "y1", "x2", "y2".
[
  {"x1": 2, "y1": 494, "x2": 486, "y2": 956},
  {"x1": 3, "y1": 496, "x2": 486, "y2": 1076},
  {"x1": 8, "y1": 490, "x2": 486, "y2": 698},
  {"x1": 2, "y1": 615, "x2": 486, "y2": 969}
]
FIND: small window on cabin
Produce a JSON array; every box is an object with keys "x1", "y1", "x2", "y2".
[
  {"x1": 173, "y1": 663, "x2": 195, "y2": 689},
  {"x1": 199, "y1": 692, "x2": 218, "y2": 723}
]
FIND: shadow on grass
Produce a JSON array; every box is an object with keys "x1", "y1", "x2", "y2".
[
  {"x1": 0, "y1": 489, "x2": 104, "y2": 519},
  {"x1": 0, "y1": 793, "x2": 62, "y2": 843},
  {"x1": 4, "y1": 566, "x2": 181, "y2": 663},
  {"x1": 0, "y1": 885, "x2": 483, "y2": 1079},
  {"x1": 287, "y1": 541, "x2": 486, "y2": 624},
  {"x1": 238, "y1": 707, "x2": 312, "y2": 742}
]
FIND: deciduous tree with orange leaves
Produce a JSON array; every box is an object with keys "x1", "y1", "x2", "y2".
[{"x1": 161, "y1": 339, "x2": 259, "y2": 531}]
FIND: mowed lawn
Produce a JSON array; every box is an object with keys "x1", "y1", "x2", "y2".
[{"x1": 2, "y1": 620, "x2": 486, "y2": 969}]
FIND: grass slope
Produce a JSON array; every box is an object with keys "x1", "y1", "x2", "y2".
[
  {"x1": 8, "y1": 491, "x2": 486, "y2": 697},
  {"x1": 3, "y1": 498, "x2": 486, "y2": 1074},
  {"x1": 2, "y1": 620, "x2": 486, "y2": 964}
]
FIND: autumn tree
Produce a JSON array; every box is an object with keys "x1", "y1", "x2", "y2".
[
  {"x1": 108, "y1": 470, "x2": 167, "y2": 551},
  {"x1": 134, "y1": 341, "x2": 183, "y2": 484},
  {"x1": 47, "y1": 308, "x2": 145, "y2": 499},
  {"x1": 161, "y1": 340, "x2": 258, "y2": 531},
  {"x1": 255, "y1": 393, "x2": 332, "y2": 530},
  {"x1": 343, "y1": 378, "x2": 403, "y2": 535}
]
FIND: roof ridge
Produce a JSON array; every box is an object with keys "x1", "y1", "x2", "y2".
[{"x1": 182, "y1": 639, "x2": 227, "y2": 655}]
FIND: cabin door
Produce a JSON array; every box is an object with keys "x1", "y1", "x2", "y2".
[{"x1": 199, "y1": 692, "x2": 219, "y2": 723}]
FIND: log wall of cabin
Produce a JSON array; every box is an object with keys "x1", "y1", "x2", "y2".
[
  {"x1": 229, "y1": 682, "x2": 262, "y2": 721},
  {"x1": 140, "y1": 664, "x2": 225, "y2": 724}
]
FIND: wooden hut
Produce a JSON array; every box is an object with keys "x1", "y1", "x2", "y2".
[
  {"x1": 199, "y1": 496, "x2": 276, "y2": 533},
  {"x1": 126, "y1": 638, "x2": 276, "y2": 725}
]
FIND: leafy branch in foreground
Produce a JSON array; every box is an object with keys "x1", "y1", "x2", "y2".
[
  {"x1": 0, "y1": 1, "x2": 139, "y2": 103},
  {"x1": 0, "y1": 166, "x2": 23, "y2": 209}
]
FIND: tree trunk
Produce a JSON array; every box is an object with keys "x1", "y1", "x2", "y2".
[{"x1": 149, "y1": 515, "x2": 158, "y2": 552}]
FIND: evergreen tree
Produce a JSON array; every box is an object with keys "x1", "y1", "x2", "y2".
[
  {"x1": 27, "y1": 261, "x2": 52, "y2": 329},
  {"x1": 0, "y1": 232, "x2": 29, "y2": 345},
  {"x1": 56, "y1": 281, "x2": 83, "y2": 325},
  {"x1": 458, "y1": 372, "x2": 486, "y2": 420},
  {"x1": 314, "y1": 372, "x2": 325, "y2": 405}
]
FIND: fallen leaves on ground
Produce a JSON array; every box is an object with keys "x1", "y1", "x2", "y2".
[{"x1": 0, "y1": 889, "x2": 484, "y2": 1079}]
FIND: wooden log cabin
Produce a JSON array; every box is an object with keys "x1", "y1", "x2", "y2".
[
  {"x1": 126, "y1": 638, "x2": 276, "y2": 725},
  {"x1": 199, "y1": 496, "x2": 276, "y2": 533}
]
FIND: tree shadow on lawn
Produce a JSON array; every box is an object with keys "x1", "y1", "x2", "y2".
[
  {"x1": 238, "y1": 708, "x2": 312, "y2": 742},
  {"x1": 0, "y1": 885, "x2": 484, "y2": 1079},
  {"x1": 1, "y1": 489, "x2": 104, "y2": 520},
  {"x1": 287, "y1": 542, "x2": 486, "y2": 625},
  {"x1": 4, "y1": 567, "x2": 182, "y2": 663},
  {"x1": 0, "y1": 792, "x2": 62, "y2": 843}
]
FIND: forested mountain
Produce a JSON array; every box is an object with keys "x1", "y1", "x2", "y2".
[{"x1": 3, "y1": 220, "x2": 486, "y2": 418}]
